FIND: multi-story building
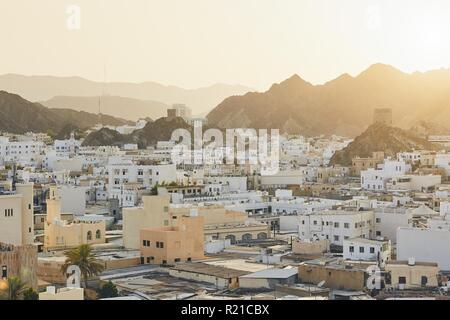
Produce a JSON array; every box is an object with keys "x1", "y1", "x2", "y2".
[
  {"x1": 343, "y1": 237, "x2": 391, "y2": 267},
  {"x1": 0, "y1": 182, "x2": 34, "y2": 246},
  {"x1": 361, "y1": 159, "x2": 411, "y2": 191},
  {"x1": 107, "y1": 158, "x2": 176, "y2": 206},
  {"x1": 297, "y1": 209, "x2": 374, "y2": 246},
  {"x1": 140, "y1": 214, "x2": 204, "y2": 265},
  {"x1": 351, "y1": 151, "x2": 384, "y2": 176}
]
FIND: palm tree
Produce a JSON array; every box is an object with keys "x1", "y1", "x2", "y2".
[
  {"x1": 0, "y1": 277, "x2": 27, "y2": 300},
  {"x1": 61, "y1": 244, "x2": 105, "y2": 289}
]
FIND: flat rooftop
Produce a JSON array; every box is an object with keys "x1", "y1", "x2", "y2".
[
  {"x1": 240, "y1": 267, "x2": 298, "y2": 279},
  {"x1": 171, "y1": 263, "x2": 249, "y2": 279}
]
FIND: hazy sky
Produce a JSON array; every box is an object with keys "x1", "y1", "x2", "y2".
[{"x1": 1, "y1": 0, "x2": 450, "y2": 90}]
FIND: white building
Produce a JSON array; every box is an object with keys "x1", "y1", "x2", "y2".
[
  {"x1": 54, "y1": 133, "x2": 81, "y2": 156},
  {"x1": 59, "y1": 185, "x2": 88, "y2": 216},
  {"x1": 397, "y1": 227, "x2": 450, "y2": 271},
  {"x1": 107, "y1": 158, "x2": 176, "y2": 206},
  {"x1": 361, "y1": 159, "x2": 411, "y2": 191},
  {"x1": 0, "y1": 137, "x2": 45, "y2": 167},
  {"x1": 343, "y1": 237, "x2": 391, "y2": 266},
  {"x1": 373, "y1": 208, "x2": 413, "y2": 243},
  {"x1": 297, "y1": 210, "x2": 374, "y2": 246},
  {"x1": 387, "y1": 174, "x2": 441, "y2": 192}
]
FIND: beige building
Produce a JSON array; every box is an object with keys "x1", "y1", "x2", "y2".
[
  {"x1": 123, "y1": 195, "x2": 171, "y2": 249},
  {"x1": 385, "y1": 260, "x2": 439, "y2": 289},
  {"x1": 39, "y1": 286, "x2": 84, "y2": 300},
  {"x1": 351, "y1": 152, "x2": 384, "y2": 176},
  {"x1": 169, "y1": 262, "x2": 247, "y2": 289},
  {"x1": 140, "y1": 215, "x2": 204, "y2": 265},
  {"x1": 0, "y1": 242, "x2": 38, "y2": 290},
  {"x1": 123, "y1": 196, "x2": 270, "y2": 249},
  {"x1": 292, "y1": 239, "x2": 330, "y2": 255},
  {"x1": 0, "y1": 182, "x2": 34, "y2": 246},
  {"x1": 44, "y1": 186, "x2": 105, "y2": 251},
  {"x1": 298, "y1": 258, "x2": 367, "y2": 291}
]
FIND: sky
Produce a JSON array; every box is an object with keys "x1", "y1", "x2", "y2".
[{"x1": 1, "y1": 0, "x2": 450, "y2": 90}]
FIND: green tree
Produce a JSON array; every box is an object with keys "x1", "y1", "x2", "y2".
[
  {"x1": 61, "y1": 244, "x2": 105, "y2": 289},
  {"x1": 98, "y1": 281, "x2": 119, "y2": 298},
  {"x1": 0, "y1": 277, "x2": 27, "y2": 300},
  {"x1": 23, "y1": 288, "x2": 39, "y2": 300},
  {"x1": 150, "y1": 183, "x2": 159, "y2": 195}
]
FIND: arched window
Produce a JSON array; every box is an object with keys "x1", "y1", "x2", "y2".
[
  {"x1": 242, "y1": 233, "x2": 252, "y2": 241},
  {"x1": 96, "y1": 230, "x2": 101, "y2": 239},
  {"x1": 257, "y1": 232, "x2": 267, "y2": 240},
  {"x1": 87, "y1": 231, "x2": 92, "y2": 241}
]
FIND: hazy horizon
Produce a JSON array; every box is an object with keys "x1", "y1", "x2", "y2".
[{"x1": 2, "y1": 0, "x2": 450, "y2": 91}]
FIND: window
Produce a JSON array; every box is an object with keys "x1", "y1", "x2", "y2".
[
  {"x1": 174, "y1": 258, "x2": 181, "y2": 263},
  {"x1": 162, "y1": 260, "x2": 167, "y2": 265},
  {"x1": 334, "y1": 222, "x2": 339, "y2": 228},
  {"x1": 164, "y1": 206, "x2": 169, "y2": 213},
  {"x1": 359, "y1": 246, "x2": 364, "y2": 253},
  {"x1": 344, "y1": 223, "x2": 349, "y2": 229},
  {"x1": 376, "y1": 231, "x2": 381, "y2": 236},
  {"x1": 146, "y1": 257, "x2": 151, "y2": 263},
  {"x1": 1, "y1": 266, "x2": 7, "y2": 279},
  {"x1": 87, "y1": 231, "x2": 92, "y2": 241},
  {"x1": 349, "y1": 246, "x2": 354, "y2": 253},
  {"x1": 333, "y1": 235, "x2": 339, "y2": 241},
  {"x1": 376, "y1": 218, "x2": 381, "y2": 223},
  {"x1": 370, "y1": 247, "x2": 375, "y2": 254},
  {"x1": 302, "y1": 220, "x2": 305, "y2": 225},
  {"x1": 399, "y1": 276, "x2": 406, "y2": 284},
  {"x1": 96, "y1": 230, "x2": 101, "y2": 239},
  {"x1": 421, "y1": 276, "x2": 428, "y2": 286},
  {"x1": 164, "y1": 220, "x2": 169, "y2": 226},
  {"x1": 313, "y1": 220, "x2": 317, "y2": 225}
]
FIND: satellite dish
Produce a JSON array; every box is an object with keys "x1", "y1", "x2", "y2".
[{"x1": 317, "y1": 280, "x2": 326, "y2": 288}]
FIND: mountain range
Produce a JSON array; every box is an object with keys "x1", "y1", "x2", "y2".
[
  {"x1": 207, "y1": 64, "x2": 450, "y2": 137},
  {"x1": 40, "y1": 95, "x2": 168, "y2": 122},
  {"x1": 0, "y1": 91, "x2": 130, "y2": 136},
  {"x1": 0, "y1": 74, "x2": 253, "y2": 118}
]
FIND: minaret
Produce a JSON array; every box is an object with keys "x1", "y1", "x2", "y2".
[{"x1": 46, "y1": 185, "x2": 62, "y2": 223}]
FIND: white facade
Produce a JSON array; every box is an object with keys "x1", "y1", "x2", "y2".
[
  {"x1": 374, "y1": 209, "x2": 413, "y2": 243},
  {"x1": 54, "y1": 133, "x2": 81, "y2": 156},
  {"x1": 297, "y1": 210, "x2": 374, "y2": 246},
  {"x1": 361, "y1": 159, "x2": 411, "y2": 191},
  {"x1": 0, "y1": 137, "x2": 45, "y2": 167},
  {"x1": 107, "y1": 159, "x2": 176, "y2": 206},
  {"x1": 343, "y1": 237, "x2": 391, "y2": 266},
  {"x1": 59, "y1": 186, "x2": 88, "y2": 216},
  {"x1": 397, "y1": 227, "x2": 450, "y2": 271}
]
